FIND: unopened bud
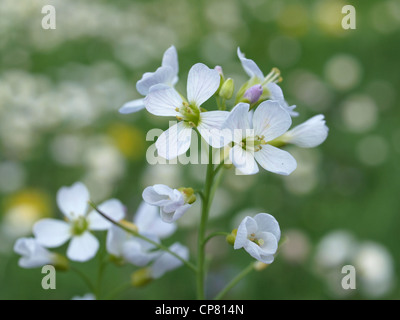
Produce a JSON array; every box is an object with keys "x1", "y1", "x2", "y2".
[
  {"x1": 120, "y1": 220, "x2": 139, "y2": 233},
  {"x1": 243, "y1": 84, "x2": 263, "y2": 104},
  {"x1": 226, "y1": 229, "x2": 237, "y2": 246},
  {"x1": 219, "y1": 78, "x2": 234, "y2": 100},
  {"x1": 53, "y1": 254, "x2": 69, "y2": 271},
  {"x1": 131, "y1": 268, "x2": 153, "y2": 287},
  {"x1": 253, "y1": 261, "x2": 269, "y2": 271},
  {"x1": 178, "y1": 187, "x2": 196, "y2": 204}
]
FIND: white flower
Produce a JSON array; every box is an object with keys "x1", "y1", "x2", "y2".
[
  {"x1": 234, "y1": 213, "x2": 281, "y2": 264},
  {"x1": 142, "y1": 184, "x2": 192, "y2": 223},
  {"x1": 277, "y1": 114, "x2": 328, "y2": 148},
  {"x1": 33, "y1": 182, "x2": 125, "y2": 262},
  {"x1": 106, "y1": 201, "x2": 176, "y2": 266},
  {"x1": 149, "y1": 242, "x2": 189, "y2": 279},
  {"x1": 14, "y1": 237, "x2": 56, "y2": 268},
  {"x1": 144, "y1": 63, "x2": 229, "y2": 159},
  {"x1": 119, "y1": 46, "x2": 179, "y2": 114},
  {"x1": 237, "y1": 48, "x2": 297, "y2": 116},
  {"x1": 223, "y1": 102, "x2": 297, "y2": 175}
]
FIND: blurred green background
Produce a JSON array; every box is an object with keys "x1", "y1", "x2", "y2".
[{"x1": 0, "y1": 0, "x2": 399, "y2": 299}]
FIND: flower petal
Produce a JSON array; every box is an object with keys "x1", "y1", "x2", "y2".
[
  {"x1": 234, "y1": 216, "x2": 258, "y2": 249},
  {"x1": 257, "y1": 231, "x2": 278, "y2": 255},
  {"x1": 283, "y1": 114, "x2": 328, "y2": 148},
  {"x1": 150, "y1": 243, "x2": 189, "y2": 279},
  {"x1": 14, "y1": 238, "x2": 54, "y2": 268},
  {"x1": 160, "y1": 203, "x2": 191, "y2": 223},
  {"x1": 155, "y1": 122, "x2": 192, "y2": 160},
  {"x1": 187, "y1": 63, "x2": 220, "y2": 106},
  {"x1": 253, "y1": 213, "x2": 281, "y2": 242},
  {"x1": 254, "y1": 144, "x2": 297, "y2": 175},
  {"x1": 222, "y1": 103, "x2": 251, "y2": 143},
  {"x1": 33, "y1": 219, "x2": 71, "y2": 248},
  {"x1": 253, "y1": 100, "x2": 292, "y2": 141},
  {"x1": 67, "y1": 231, "x2": 99, "y2": 262},
  {"x1": 144, "y1": 84, "x2": 182, "y2": 117},
  {"x1": 198, "y1": 111, "x2": 231, "y2": 148},
  {"x1": 230, "y1": 145, "x2": 259, "y2": 175},
  {"x1": 106, "y1": 225, "x2": 130, "y2": 257},
  {"x1": 142, "y1": 184, "x2": 174, "y2": 206},
  {"x1": 161, "y1": 45, "x2": 179, "y2": 84},
  {"x1": 56, "y1": 182, "x2": 90, "y2": 219},
  {"x1": 266, "y1": 83, "x2": 298, "y2": 117},
  {"x1": 136, "y1": 66, "x2": 176, "y2": 96},
  {"x1": 87, "y1": 199, "x2": 125, "y2": 231},
  {"x1": 119, "y1": 98, "x2": 145, "y2": 114},
  {"x1": 237, "y1": 47, "x2": 264, "y2": 80},
  {"x1": 134, "y1": 201, "x2": 177, "y2": 239},
  {"x1": 122, "y1": 238, "x2": 160, "y2": 267}
]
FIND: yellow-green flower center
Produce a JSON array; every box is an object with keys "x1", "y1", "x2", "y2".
[
  {"x1": 240, "y1": 135, "x2": 266, "y2": 152},
  {"x1": 71, "y1": 216, "x2": 89, "y2": 236},
  {"x1": 177, "y1": 102, "x2": 201, "y2": 127}
]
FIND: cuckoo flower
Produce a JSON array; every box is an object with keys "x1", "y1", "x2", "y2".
[
  {"x1": 33, "y1": 182, "x2": 125, "y2": 262},
  {"x1": 142, "y1": 184, "x2": 194, "y2": 223},
  {"x1": 14, "y1": 238, "x2": 57, "y2": 269},
  {"x1": 223, "y1": 102, "x2": 297, "y2": 175},
  {"x1": 119, "y1": 45, "x2": 179, "y2": 114},
  {"x1": 237, "y1": 48, "x2": 297, "y2": 116},
  {"x1": 234, "y1": 213, "x2": 281, "y2": 264},
  {"x1": 144, "y1": 63, "x2": 229, "y2": 159}
]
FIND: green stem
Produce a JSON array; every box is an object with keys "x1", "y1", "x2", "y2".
[
  {"x1": 88, "y1": 202, "x2": 197, "y2": 273},
  {"x1": 196, "y1": 144, "x2": 215, "y2": 299},
  {"x1": 202, "y1": 232, "x2": 230, "y2": 248},
  {"x1": 214, "y1": 262, "x2": 255, "y2": 300},
  {"x1": 71, "y1": 266, "x2": 95, "y2": 293}
]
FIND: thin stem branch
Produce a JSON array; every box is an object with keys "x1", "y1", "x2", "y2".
[
  {"x1": 202, "y1": 232, "x2": 230, "y2": 248},
  {"x1": 214, "y1": 262, "x2": 255, "y2": 300},
  {"x1": 88, "y1": 202, "x2": 197, "y2": 273},
  {"x1": 104, "y1": 281, "x2": 132, "y2": 300}
]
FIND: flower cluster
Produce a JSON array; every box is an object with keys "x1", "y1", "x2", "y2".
[{"x1": 15, "y1": 45, "x2": 328, "y2": 299}]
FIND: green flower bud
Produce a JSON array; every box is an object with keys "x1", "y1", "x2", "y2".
[
  {"x1": 226, "y1": 229, "x2": 237, "y2": 246},
  {"x1": 178, "y1": 187, "x2": 196, "y2": 205},
  {"x1": 53, "y1": 254, "x2": 69, "y2": 271},
  {"x1": 131, "y1": 268, "x2": 153, "y2": 287},
  {"x1": 219, "y1": 78, "x2": 234, "y2": 100}
]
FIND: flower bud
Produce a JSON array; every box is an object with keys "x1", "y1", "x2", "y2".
[
  {"x1": 131, "y1": 268, "x2": 153, "y2": 287},
  {"x1": 178, "y1": 187, "x2": 196, "y2": 205},
  {"x1": 243, "y1": 84, "x2": 263, "y2": 104},
  {"x1": 120, "y1": 219, "x2": 139, "y2": 233},
  {"x1": 53, "y1": 254, "x2": 69, "y2": 271},
  {"x1": 219, "y1": 78, "x2": 234, "y2": 100},
  {"x1": 226, "y1": 229, "x2": 237, "y2": 246},
  {"x1": 253, "y1": 261, "x2": 269, "y2": 271}
]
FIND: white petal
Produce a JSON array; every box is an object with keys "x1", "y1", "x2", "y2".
[
  {"x1": 234, "y1": 216, "x2": 258, "y2": 249},
  {"x1": 253, "y1": 213, "x2": 281, "y2": 242},
  {"x1": 87, "y1": 199, "x2": 125, "y2": 231},
  {"x1": 222, "y1": 103, "x2": 251, "y2": 143},
  {"x1": 230, "y1": 145, "x2": 259, "y2": 175},
  {"x1": 161, "y1": 45, "x2": 179, "y2": 84},
  {"x1": 57, "y1": 182, "x2": 90, "y2": 219},
  {"x1": 142, "y1": 184, "x2": 175, "y2": 206},
  {"x1": 33, "y1": 219, "x2": 71, "y2": 248},
  {"x1": 122, "y1": 239, "x2": 160, "y2": 266},
  {"x1": 160, "y1": 203, "x2": 191, "y2": 223},
  {"x1": 119, "y1": 98, "x2": 145, "y2": 114},
  {"x1": 134, "y1": 202, "x2": 177, "y2": 239},
  {"x1": 155, "y1": 122, "x2": 192, "y2": 160},
  {"x1": 283, "y1": 114, "x2": 328, "y2": 147},
  {"x1": 257, "y1": 231, "x2": 278, "y2": 254},
  {"x1": 254, "y1": 144, "x2": 297, "y2": 175},
  {"x1": 187, "y1": 63, "x2": 220, "y2": 106},
  {"x1": 106, "y1": 225, "x2": 129, "y2": 257},
  {"x1": 150, "y1": 243, "x2": 189, "y2": 279},
  {"x1": 198, "y1": 111, "x2": 231, "y2": 148},
  {"x1": 253, "y1": 100, "x2": 292, "y2": 141},
  {"x1": 266, "y1": 83, "x2": 298, "y2": 117},
  {"x1": 243, "y1": 241, "x2": 263, "y2": 261},
  {"x1": 67, "y1": 231, "x2": 99, "y2": 262},
  {"x1": 136, "y1": 66, "x2": 176, "y2": 95},
  {"x1": 237, "y1": 47, "x2": 264, "y2": 80},
  {"x1": 144, "y1": 84, "x2": 182, "y2": 117},
  {"x1": 14, "y1": 238, "x2": 54, "y2": 268}
]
